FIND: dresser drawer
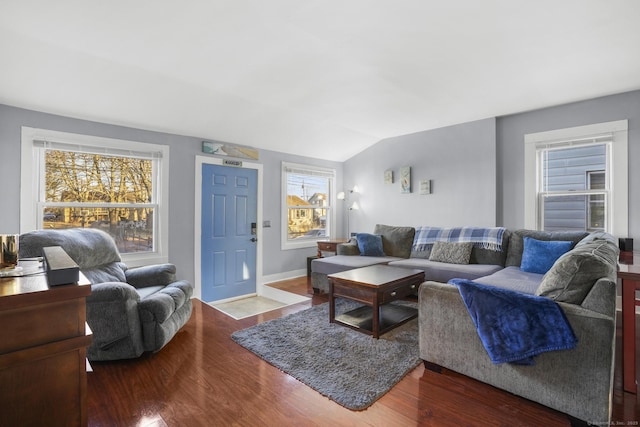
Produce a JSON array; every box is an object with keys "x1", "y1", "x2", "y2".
[{"x1": 318, "y1": 242, "x2": 337, "y2": 252}]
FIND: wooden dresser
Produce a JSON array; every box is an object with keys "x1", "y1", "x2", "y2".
[{"x1": 0, "y1": 262, "x2": 92, "y2": 427}]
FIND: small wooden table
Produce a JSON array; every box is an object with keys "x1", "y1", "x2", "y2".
[
  {"x1": 328, "y1": 265, "x2": 424, "y2": 338},
  {"x1": 317, "y1": 239, "x2": 348, "y2": 258},
  {"x1": 618, "y1": 250, "x2": 640, "y2": 393}
]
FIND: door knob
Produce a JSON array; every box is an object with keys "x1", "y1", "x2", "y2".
[{"x1": 250, "y1": 237, "x2": 258, "y2": 242}]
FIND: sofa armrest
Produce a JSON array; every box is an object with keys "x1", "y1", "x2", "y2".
[
  {"x1": 418, "y1": 280, "x2": 615, "y2": 424},
  {"x1": 125, "y1": 263, "x2": 177, "y2": 288},
  {"x1": 337, "y1": 240, "x2": 360, "y2": 255},
  {"x1": 580, "y1": 278, "x2": 617, "y2": 316}
]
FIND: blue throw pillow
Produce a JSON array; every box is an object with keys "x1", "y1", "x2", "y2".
[
  {"x1": 356, "y1": 233, "x2": 385, "y2": 257},
  {"x1": 520, "y1": 237, "x2": 573, "y2": 274}
]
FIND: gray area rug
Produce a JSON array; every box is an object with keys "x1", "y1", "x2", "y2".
[{"x1": 231, "y1": 299, "x2": 420, "y2": 410}]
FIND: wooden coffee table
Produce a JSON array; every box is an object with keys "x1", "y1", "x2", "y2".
[{"x1": 328, "y1": 265, "x2": 424, "y2": 338}]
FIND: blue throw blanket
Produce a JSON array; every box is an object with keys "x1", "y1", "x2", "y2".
[
  {"x1": 450, "y1": 279, "x2": 577, "y2": 365},
  {"x1": 412, "y1": 227, "x2": 505, "y2": 252}
]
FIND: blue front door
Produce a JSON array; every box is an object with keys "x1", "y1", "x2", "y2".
[{"x1": 201, "y1": 163, "x2": 257, "y2": 302}]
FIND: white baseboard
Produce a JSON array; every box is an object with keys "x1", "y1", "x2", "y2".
[{"x1": 261, "y1": 269, "x2": 306, "y2": 285}]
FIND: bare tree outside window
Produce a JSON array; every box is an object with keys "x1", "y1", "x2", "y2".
[{"x1": 43, "y1": 150, "x2": 155, "y2": 253}]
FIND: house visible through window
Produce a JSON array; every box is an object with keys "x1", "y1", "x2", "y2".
[
  {"x1": 587, "y1": 171, "x2": 605, "y2": 231},
  {"x1": 281, "y1": 162, "x2": 336, "y2": 249},
  {"x1": 524, "y1": 120, "x2": 628, "y2": 237},
  {"x1": 538, "y1": 143, "x2": 607, "y2": 232},
  {"x1": 21, "y1": 127, "x2": 169, "y2": 265}
]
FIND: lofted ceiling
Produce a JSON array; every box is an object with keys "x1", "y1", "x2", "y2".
[{"x1": 1, "y1": 1, "x2": 639, "y2": 162}]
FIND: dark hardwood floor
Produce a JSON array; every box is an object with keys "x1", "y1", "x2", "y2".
[{"x1": 87, "y1": 277, "x2": 639, "y2": 426}]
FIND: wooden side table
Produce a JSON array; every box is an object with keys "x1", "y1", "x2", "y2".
[
  {"x1": 317, "y1": 239, "x2": 347, "y2": 258},
  {"x1": 618, "y1": 250, "x2": 640, "y2": 394}
]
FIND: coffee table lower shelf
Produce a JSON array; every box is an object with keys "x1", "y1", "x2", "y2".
[{"x1": 334, "y1": 304, "x2": 417, "y2": 337}]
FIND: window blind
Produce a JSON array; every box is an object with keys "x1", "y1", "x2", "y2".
[{"x1": 33, "y1": 139, "x2": 163, "y2": 159}]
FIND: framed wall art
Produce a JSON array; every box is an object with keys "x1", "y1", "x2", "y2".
[
  {"x1": 384, "y1": 169, "x2": 394, "y2": 184},
  {"x1": 400, "y1": 166, "x2": 411, "y2": 193}
]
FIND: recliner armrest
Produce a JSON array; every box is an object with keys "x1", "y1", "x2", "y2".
[
  {"x1": 87, "y1": 281, "x2": 141, "y2": 303},
  {"x1": 125, "y1": 263, "x2": 177, "y2": 288},
  {"x1": 138, "y1": 280, "x2": 193, "y2": 323},
  {"x1": 85, "y1": 281, "x2": 144, "y2": 360}
]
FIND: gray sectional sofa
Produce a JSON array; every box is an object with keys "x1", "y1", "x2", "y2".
[
  {"x1": 311, "y1": 224, "x2": 511, "y2": 293},
  {"x1": 311, "y1": 224, "x2": 619, "y2": 425}
]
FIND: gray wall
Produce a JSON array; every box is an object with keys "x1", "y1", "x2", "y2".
[
  {"x1": 343, "y1": 118, "x2": 497, "y2": 233},
  {"x1": 497, "y1": 90, "x2": 639, "y2": 240},
  {"x1": 342, "y1": 90, "x2": 639, "y2": 244},
  {"x1": 258, "y1": 149, "x2": 344, "y2": 276},
  {"x1": 2, "y1": 89, "x2": 638, "y2": 283},
  {"x1": 0, "y1": 104, "x2": 342, "y2": 285}
]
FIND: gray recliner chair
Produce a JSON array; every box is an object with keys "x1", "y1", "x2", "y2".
[{"x1": 19, "y1": 228, "x2": 193, "y2": 361}]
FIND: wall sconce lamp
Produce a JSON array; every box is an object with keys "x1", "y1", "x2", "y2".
[
  {"x1": 337, "y1": 186, "x2": 359, "y2": 237},
  {"x1": 337, "y1": 186, "x2": 359, "y2": 201}
]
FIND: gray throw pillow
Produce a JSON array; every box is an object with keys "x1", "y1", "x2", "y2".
[
  {"x1": 373, "y1": 224, "x2": 415, "y2": 258},
  {"x1": 536, "y1": 238, "x2": 619, "y2": 304},
  {"x1": 429, "y1": 241, "x2": 473, "y2": 264}
]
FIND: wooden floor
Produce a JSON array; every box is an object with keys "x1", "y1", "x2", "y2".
[{"x1": 87, "y1": 277, "x2": 639, "y2": 426}]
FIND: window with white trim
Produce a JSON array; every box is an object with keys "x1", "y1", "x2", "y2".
[
  {"x1": 524, "y1": 120, "x2": 628, "y2": 236},
  {"x1": 281, "y1": 162, "x2": 336, "y2": 250},
  {"x1": 20, "y1": 127, "x2": 169, "y2": 266}
]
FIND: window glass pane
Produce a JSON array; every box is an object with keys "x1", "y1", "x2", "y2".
[
  {"x1": 45, "y1": 150, "x2": 153, "y2": 203},
  {"x1": 286, "y1": 172, "x2": 329, "y2": 240},
  {"x1": 542, "y1": 193, "x2": 606, "y2": 232},
  {"x1": 541, "y1": 145, "x2": 606, "y2": 192},
  {"x1": 588, "y1": 171, "x2": 605, "y2": 190},
  {"x1": 44, "y1": 149, "x2": 155, "y2": 254},
  {"x1": 42, "y1": 207, "x2": 154, "y2": 253},
  {"x1": 542, "y1": 194, "x2": 588, "y2": 231}
]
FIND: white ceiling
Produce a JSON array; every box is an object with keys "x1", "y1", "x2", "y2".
[{"x1": 1, "y1": 1, "x2": 639, "y2": 162}]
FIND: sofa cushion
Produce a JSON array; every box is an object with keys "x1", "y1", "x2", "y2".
[
  {"x1": 505, "y1": 229, "x2": 588, "y2": 267},
  {"x1": 356, "y1": 233, "x2": 385, "y2": 256},
  {"x1": 474, "y1": 266, "x2": 543, "y2": 295},
  {"x1": 469, "y1": 229, "x2": 511, "y2": 266},
  {"x1": 336, "y1": 239, "x2": 360, "y2": 255},
  {"x1": 520, "y1": 237, "x2": 572, "y2": 274},
  {"x1": 373, "y1": 224, "x2": 415, "y2": 258},
  {"x1": 536, "y1": 238, "x2": 619, "y2": 304},
  {"x1": 389, "y1": 258, "x2": 502, "y2": 282},
  {"x1": 429, "y1": 241, "x2": 473, "y2": 264},
  {"x1": 311, "y1": 255, "x2": 401, "y2": 275}
]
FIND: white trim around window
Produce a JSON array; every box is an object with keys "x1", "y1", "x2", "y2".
[
  {"x1": 524, "y1": 120, "x2": 628, "y2": 236},
  {"x1": 20, "y1": 127, "x2": 170, "y2": 267}
]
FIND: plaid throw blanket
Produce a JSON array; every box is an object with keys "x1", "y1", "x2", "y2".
[{"x1": 412, "y1": 226, "x2": 505, "y2": 252}]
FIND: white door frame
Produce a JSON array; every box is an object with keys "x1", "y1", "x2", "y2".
[{"x1": 194, "y1": 156, "x2": 263, "y2": 301}]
